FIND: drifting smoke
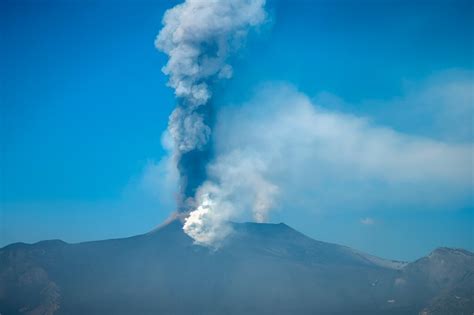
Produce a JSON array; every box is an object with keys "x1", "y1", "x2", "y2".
[
  {"x1": 214, "y1": 83, "x2": 473, "y2": 213},
  {"x1": 156, "y1": 0, "x2": 268, "y2": 246}
]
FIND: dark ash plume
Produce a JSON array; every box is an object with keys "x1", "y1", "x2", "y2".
[{"x1": 156, "y1": 0, "x2": 267, "y2": 211}]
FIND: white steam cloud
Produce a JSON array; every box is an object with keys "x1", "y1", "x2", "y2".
[{"x1": 183, "y1": 151, "x2": 278, "y2": 246}]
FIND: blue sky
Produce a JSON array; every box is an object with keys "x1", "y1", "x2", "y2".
[{"x1": 1, "y1": 0, "x2": 473, "y2": 261}]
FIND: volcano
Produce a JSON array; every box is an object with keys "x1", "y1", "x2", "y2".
[{"x1": 1, "y1": 220, "x2": 472, "y2": 315}]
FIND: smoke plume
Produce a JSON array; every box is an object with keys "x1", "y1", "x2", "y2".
[
  {"x1": 156, "y1": 0, "x2": 268, "y2": 245},
  {"x1": 183, "y1": 150, "x2": 278, "y2": 246}
]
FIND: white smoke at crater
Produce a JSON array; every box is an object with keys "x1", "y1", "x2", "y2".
[{"x1": 183, "y1": 150, "x2": 278, "y2": 247}]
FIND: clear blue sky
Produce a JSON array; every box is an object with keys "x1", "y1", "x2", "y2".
[{"x1": 1, "y1": 0, "x2": 472, "y2": 261}]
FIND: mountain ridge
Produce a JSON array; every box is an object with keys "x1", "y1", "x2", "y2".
[
  {"x1": 2, "y1": 220, "x2": 464, "y2": 264},
  {"x1": 1, "y1": 220, "x2": 472, "y2": 315}
]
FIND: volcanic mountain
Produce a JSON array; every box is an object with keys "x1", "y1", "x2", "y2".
[{"x1": 1, "y1": 220, "x2": 472, "y2": 315}]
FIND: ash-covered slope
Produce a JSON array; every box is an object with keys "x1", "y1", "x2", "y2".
[{"x1": 0, "y1": 220, "x2": 472, "y2": 315}]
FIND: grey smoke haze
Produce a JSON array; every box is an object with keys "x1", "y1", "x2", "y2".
[
  {"x1": 155, "y1": 0, "x2": 267, "y2": 211},
  {"x1": 155, "y1": 0, "x2": 472, "y2": 247},
  {"x1": 215, "y1": 83, "x2": 473, "y2": 212},
  {"x1": 147, "y1": 78, "x2": 473, "y2": 246},
  {"x1": 318, "y1": 69, "x2": 474, "y2": 143}
]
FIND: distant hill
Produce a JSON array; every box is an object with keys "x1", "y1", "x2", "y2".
[{"x1": 1, "y1": 220, "x2": 472, "y2": 315}]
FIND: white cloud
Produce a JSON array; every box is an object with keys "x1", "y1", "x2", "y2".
[
  {"x1": 402, "y1": 70, "x2": 474, "y2": 142},
  {"x1": 360, "y1": 217, "x2": 375, "y2": 225}
]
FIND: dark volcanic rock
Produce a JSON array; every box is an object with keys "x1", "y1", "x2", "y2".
[{"x1": 0, "y1": 221, "x2": 472, "y2": 315}]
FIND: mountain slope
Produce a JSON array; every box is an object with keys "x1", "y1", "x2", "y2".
[{"x1": 0, "y1": 220, "x2": 472, "y2": 315}]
